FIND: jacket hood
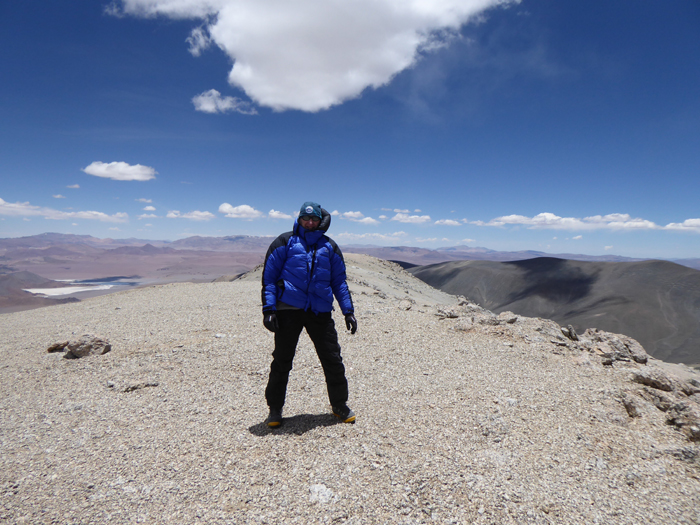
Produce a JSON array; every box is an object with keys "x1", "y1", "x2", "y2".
[{"x1": 294, "y1": 207, "x2": 331, "y2": 239}]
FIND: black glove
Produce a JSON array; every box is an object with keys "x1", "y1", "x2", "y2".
[
  {"x1": 263, "y1": 312, "x2": 278, "y2": 332},
  {"x1": 345, "y1": 313, "x2": 357, "y2": 334}
]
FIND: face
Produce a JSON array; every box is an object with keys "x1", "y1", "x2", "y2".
[{"x1": 299, "y1": 215, "x2": 321, "y2": 231}]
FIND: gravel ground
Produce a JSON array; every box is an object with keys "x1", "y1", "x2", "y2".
[{"x1": 1, "y1": 254, "x2": 699, "y2": 524}]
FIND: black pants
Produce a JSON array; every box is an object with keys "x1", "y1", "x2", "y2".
[{"x1": 265, "y1": 309, "x2": 349, "y2": 409}]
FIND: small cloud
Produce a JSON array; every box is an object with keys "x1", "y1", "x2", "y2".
[
  {"x1": 52, "y1": 194, "x2": 66, "y2": 199},
  {"x1": 414, "y1": 209, "x2": 421, "y2": 213},
  {"x1": 573, "y1": 235, "x2": 582, "y2": 240},
  {"x1": 269, "y1": 209, "x2": 293, "y2": 220},
  {"x1": 219, "y1": 203, "x2": 264, "y2": 219},
  {"x1": 192, "y1": 89, "x2": 258, "y2": 115},
  {"x1": 391, "y1": 212, "x2": 431, "y2": 224},
  {"x1": 435, "y1": 219, "x2": 460, "y2": 226},
  {"x1": 604, "y1": 245, "x2": 614, "y2": 251},
  {"x1": 334, "y1": 211, "x2": 380, "y2": 225},
  {"x1": 138, "y1": 213, "x2": 159, "y2": 220},
  {"x1": 72, "y1": 223, "x2": 78, "y2": 226},
  {"x1": 83, "y1": 161, "x2": 157, "y2": 181},
  {"x1": 339, "y1": 211, "x2": 364, "y2": 220},
  {"x1": 143, "y1": 206, "x2": 156, "y2": 211},
  {"x1": 136, "y1": 198, "x2": 152, "y2": 203},
  {"x1": 461, "y1": 238, "x2": 475, "y2": 243},
  {"x1": 378, "y1": 215, "x2": 387, "y2": 220},
  {"x1": 167, "y1": 210, "x2": 215, "y2": 221},
  {"x1": 67, "y1": 184, "x2": 80, "y2": 189},
  {"x1": 109, "y1": 227, "x2": 121, "y2": 231},
  {"x1": 553, "y1": 237, "x2": 558, "y2": 240},
  {"x1": 187, "y1": 26, "x2": 212, "y2": 57},
  {"x1": 664, "y1": 218, "x2": 700, "y2": 233},
  {"x1": 393, "y1": 209, "x2": 410, "y2": 213},
  {"x1": 415, "y1": 237, "x2": 437, "y2": 243}
]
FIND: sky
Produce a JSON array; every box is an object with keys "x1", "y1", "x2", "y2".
[{"x1": 1, "y1": 0, "x2": 699, "y2": 259}]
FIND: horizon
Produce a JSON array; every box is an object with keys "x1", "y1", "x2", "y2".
[
  {"x1": 1, "y1": 1, "x2": 699, "y2": 259},
  {"x1": 2, "y1": 230, "x2": 699, "y2": 265}
]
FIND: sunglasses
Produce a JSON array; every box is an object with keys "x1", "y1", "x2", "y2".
[{"x1": 300, "y1": 215, "x2": 321, "y2": 222}]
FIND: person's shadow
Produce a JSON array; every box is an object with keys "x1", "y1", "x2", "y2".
[{"x1": 248, "y1": 412, "x2": 348, "y2": 436}]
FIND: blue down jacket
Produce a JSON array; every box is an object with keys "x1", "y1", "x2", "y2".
[{"x1": 261, "y1": 211, "x2": 354, "y2": 315}]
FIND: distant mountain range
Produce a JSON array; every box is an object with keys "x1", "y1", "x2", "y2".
[{"x1": 1, "y1": 232, "x2": 698, "y2": 269}]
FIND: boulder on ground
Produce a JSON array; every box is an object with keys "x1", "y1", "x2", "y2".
[
  {"x1": 47, "y1": 335, "x2": 111, "y2": 359},
  {"x1": 583, "y1": 328, "x2": 649, "y2": 364}
]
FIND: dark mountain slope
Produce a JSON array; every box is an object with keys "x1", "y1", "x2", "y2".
[{"x1": 410, "y1": 258, "x2": 700, "y2": 366}]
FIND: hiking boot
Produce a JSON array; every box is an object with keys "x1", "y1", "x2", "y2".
[
  {"x1": 332, "y1": 405, "x2": 356, "y2": 423},
  {"x1": 266, "y1": 407, "x2": 283, "y2": 427}
]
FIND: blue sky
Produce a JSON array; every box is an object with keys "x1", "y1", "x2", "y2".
[{"x1": 1, "y1": 0, "x2": 699, "y2": 258}]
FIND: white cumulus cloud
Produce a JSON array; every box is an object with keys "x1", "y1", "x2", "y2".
[
  {"x1": 114, "y1": 0, "x2": 516, "y2": 112},
  {"x1": 167, "y1": 210, "x2": 215, "y2": 221},
  {"x1": 435, "y1": 219, "x2": 460, "y2": 226},
  {"x1": 143, "y1": 206, "x2": 156, "y2": 211},
  {"x1": 53, "y1": 194, "x2": 66, "y2": 199},
  {"x1": 332, "y1": 210, "x2": 380, "y2": 225},
  {"x1": 67, "y1": 184, "x2": 80, "y2": 189},
  {"x1": 269, "y1": 209, "x2": 293, "y2": 220},
  {"x1": 391, "y1": 212, "x2": 432, "y2": 224},
  {"x1": 192, "y1": 89, "x2": 258, "y2": 115},
  {"x1": 219, "y1": 203, "x2": 264, "y2": 219},
  {"x1": 338, "y1": 211, "x2": 365, "y2": 220},
  {"x1": 664, "y1": 218, "x2": 700, "y2": 233},
  {"x1": 83, "y1": 161, "x2": 157, "y2": 181}
]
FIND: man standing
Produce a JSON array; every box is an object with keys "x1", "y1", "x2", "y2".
[{"x1": 261, "y1": 202, "x2": 358, "y2": 427}]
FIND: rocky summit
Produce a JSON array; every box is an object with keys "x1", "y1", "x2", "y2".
[{"x1": 1, "y1": 254, "x2": 699, "y2": 524}]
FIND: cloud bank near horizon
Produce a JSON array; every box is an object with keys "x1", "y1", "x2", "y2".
[
  {"x1": 3, "y1": 196, "x2": 699, "y2": 236},
  {"x1": 473, "y1": 212, "x2": 700, "y2": 233},
  {"x1": 113, "y1": 0, "x2": 517, "y2": 112},
  {"x1": 0, "y1": 198, "x2": 128, "y2": 223}
]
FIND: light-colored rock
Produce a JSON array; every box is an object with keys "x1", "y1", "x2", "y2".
[
  {"x1": 583, "y1": 327, "x2": 649, "y2": 364},
  {"x1": 64, "y1": 334, "x2": 111, "y2": 358}
]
